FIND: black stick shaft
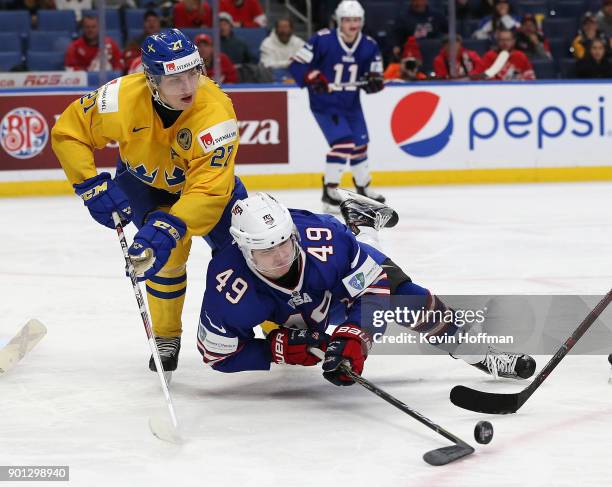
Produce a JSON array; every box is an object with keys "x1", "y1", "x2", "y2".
[
  {"x1": 520, "y1": 289, "x2": 612, "y2": 404},
  {"x1": 309, "y1": 348, "x2": 469, "y2": 447},
  {"x1": 341, "y1": 365, "x2": 467, "y2": 446}
]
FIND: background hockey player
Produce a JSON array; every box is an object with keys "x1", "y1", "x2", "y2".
[
  {"x1": 52, "y1": 29, "x2": 247, "y2": 374},
  {"x1": 289, "y1": 0, "x2": 386, "y2": 212},
  {"x1": 197, "y1": 192, "x2": 536, "y2": 385}
]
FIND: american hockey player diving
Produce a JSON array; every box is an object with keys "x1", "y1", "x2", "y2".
[
  {"x1": 197, "y1": 192, "x2": 537, "y2": 385},
  {"x1": 52, "y1": 29, "x2": 246, "y2": 374}
]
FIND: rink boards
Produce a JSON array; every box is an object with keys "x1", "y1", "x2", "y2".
[{"x1": 1, "y1": 80, "x2": 612, "y2": 196}]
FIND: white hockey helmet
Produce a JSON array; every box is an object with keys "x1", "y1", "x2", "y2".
[
  {"x1": 335, "y1": 0, "x2": 365, "y2": 22},
  {"x1": 230, "y1": 193, "x2": 299, "y2": 273}
]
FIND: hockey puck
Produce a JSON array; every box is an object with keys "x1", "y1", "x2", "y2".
[
  {"x1": 608, "y1": 354, "x2": 612, "y2": 366},
  {"x1": 474, "y1": 421, "x2": 494, "y2": 445}
]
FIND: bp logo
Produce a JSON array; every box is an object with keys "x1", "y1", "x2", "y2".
[
  {"x1": 0, "y1": 107, "x2": 49, "y2": 159},
  {"x1": 390, "y1": 91, "x2": 453, "y2": 157}
]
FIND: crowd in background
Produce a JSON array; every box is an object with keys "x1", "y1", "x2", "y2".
[{"x1": 1, "y1": 0, "x2": 612, "y2": 82}]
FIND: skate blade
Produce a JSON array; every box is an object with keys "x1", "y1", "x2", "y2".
[{"x1": 163, "y1": 370, "x2": 173, "y2": 385}]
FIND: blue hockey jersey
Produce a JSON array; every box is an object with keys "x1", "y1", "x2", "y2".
[
  {"x1": 197, "y1": 210, "x2": 391, "y2": 373},
  {"x1": 289, "y1": 29, "x2": 383, "y2": 113}
]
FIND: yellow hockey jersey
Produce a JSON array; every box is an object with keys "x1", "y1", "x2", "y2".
[{"x1": 51, "y1": 73, "x2": 239, "y2": 238}]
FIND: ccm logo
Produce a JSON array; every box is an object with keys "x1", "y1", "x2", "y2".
[
  {"x1": 80, "y1": 181, "x2": 107, "y2": 201},
  {"x1": 153, "y1": 220, "x2": 181, "y2": 240}
]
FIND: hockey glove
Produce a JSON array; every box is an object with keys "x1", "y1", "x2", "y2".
[
  {"x1": 305, "y1": 70, "x2": 329, "y2": 94},
  {"x1": 73, "y1": 172, "x2": 132, "y2": 229},
  {"x1": 268, "y1": 328, "x2": 329, "y2": 366},
  {"x1": 128, "y1": 211, "x2": 186, "y2": 281},
  {"x1": 322, "y1": 324, "x2": 372, "y2": 386},
  {"x1": 361, "y1": 73, "x2": 384, "y2": 94}
]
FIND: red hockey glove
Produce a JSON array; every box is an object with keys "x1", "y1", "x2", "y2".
[
  {"x1": 268, "y1": 328, "x2": 329, "y2": 366},
  {"x1": 322, "y1": 324, "x2": 372, "y2": 386},
  {"x1": 305, "y1": 70, "x2": 329, "y2": 94}
]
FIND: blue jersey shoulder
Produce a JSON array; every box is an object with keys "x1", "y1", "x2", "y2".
[{"x1": 290, "y1": 209, "x2": 358, "y2": 277}]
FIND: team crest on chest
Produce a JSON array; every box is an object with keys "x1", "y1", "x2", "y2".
[
  {"x1": 177, "y1": 128, "x2": 192, "y2": 150},
  {"x1": 125, "y1": 161, "x2": 158, "y2": 184},
  {"x1": 287, "y1": 291, "x2": 312, "y2": 309},
  {"x1": 165, "y1": 166, "x2": 185, "y2": 186}
]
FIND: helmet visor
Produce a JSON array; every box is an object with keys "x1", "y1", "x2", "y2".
[
  {"x1": 251, "y1": 235, "x2": 299, "y2": 275},
  {"x1": 156, "y1": 66, "x2": 202, "y2": 96}
]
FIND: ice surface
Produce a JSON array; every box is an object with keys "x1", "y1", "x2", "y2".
[{"x1": 1, "y1": 182, "x2": 611, "y2": 486}]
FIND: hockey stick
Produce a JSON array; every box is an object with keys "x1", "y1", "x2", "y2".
[
  {"x1": 0, "y1": 319, "x2": 46, "y2": 374},
  {"x1": 450, "y1": 289, "x2": 612, "y2": 414},
  {"x1": 454, "y1": 50, "x2": 510, "y2": 81},
  {"x1": 482, "y1": 49, "x2": 510, "y2": 79},
  {"x1": 329, "y1": 78, "x2": 390, "y2": 90},
  {"x1": 310, "y1": 348, "x2": 474, "y2": 466},
  {"x1": 112, "y1": 212, "x2": 181, "y2": 444}
]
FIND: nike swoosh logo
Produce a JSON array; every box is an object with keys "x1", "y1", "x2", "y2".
[
  {"x1": 132, "y1": 126, "x2": 150, "y2": 133},
  {"x1": 205, "y1": 311, "x2": 227, "y2": 334}
]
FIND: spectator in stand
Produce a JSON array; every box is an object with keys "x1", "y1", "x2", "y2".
[
  {"x1": 384, "y1": 36, "x2": 427, "y2": 80},
  {"x1": 173, "y1": 0, "x2": 212, "y2": 29},
  {"x1": 572, "y1": 13, "x2": 609, "y2": 60},
  {"x1": 433, "y1": 34, "x2": 485, "y2": 79},
  {"x1": 575, "y1": 38, "x2": 612, "y2": 78},
  {"x1": 220, "y1": 0, "x2": 267, "y2": 28},
  {"x1": 515, "y1": 14, "x2": 551, "y2": 60},
  {"x1": 482, "y1": 27, "x2": 535, "y2": 80},
  {"x1": 260, "y1": 18, "x2": 304, "y2": 69},
  {"x1": 473, "y1": 0, "x2": 520, "y2": 40},
  {"x1": 12, "y1": 0, "x2": 56, "y2": 28},
  {"x1": 64, "y1": 15, "x2": 124, "y2": 72},
  {"x1": 194, "y1": 33, "x2": 238, "y2": 83},
  {"x1": 596, "y1": 0, "x2": 612, "y2": 38},
  {"x1": 55, "y1": 0, "x2": 91, "y2": 22},
  {"x1": 219, "y1": 12, "x2": 252, "y2": 64},
  {"x1": 393, "y1": 0, "x2": 447, "y2": 59},
  {"x1": 124, "y1": 10, "x2": 161, "y2": 74}
]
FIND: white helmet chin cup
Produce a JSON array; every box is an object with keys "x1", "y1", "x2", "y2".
[
  {"x1": 335, "y1": 0, "x2": 365, "y2": 22},
  {"x1": 230, "y1": 193, "x2": 298, "y2": 269}
]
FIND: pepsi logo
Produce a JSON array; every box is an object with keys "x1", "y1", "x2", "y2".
[
  {"x1": 391, "y1": 91, "x2": 453, "y2": 157},
  {"x1": 0, "y1": 107, "x2": 49, "y2": 159}
]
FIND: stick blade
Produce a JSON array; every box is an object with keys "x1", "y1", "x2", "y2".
[
  {"x1": 423, "y1": 444, "x2": 475, "y2": 466},
  {"x1": 0, "y1": 319, "x2": 47, "y2": 374},
  {"x1": 148, "y1": 416, "x2": 182, "y2": 444},
  {"x1": 450, "y1": 385, "x2": 520, "y2": 414}
]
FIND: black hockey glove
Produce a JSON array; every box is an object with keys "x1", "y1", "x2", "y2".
[{"x1": 361, "y1": 73, "x2": 384, "y2": 94}]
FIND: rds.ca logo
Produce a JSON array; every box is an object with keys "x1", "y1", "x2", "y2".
[
  {"x1": 391, "y1": 91, "x2": 453, "y2": 157},
  {"x1": 0, "y1": 107, "x2": 49, "y2": 159}
]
